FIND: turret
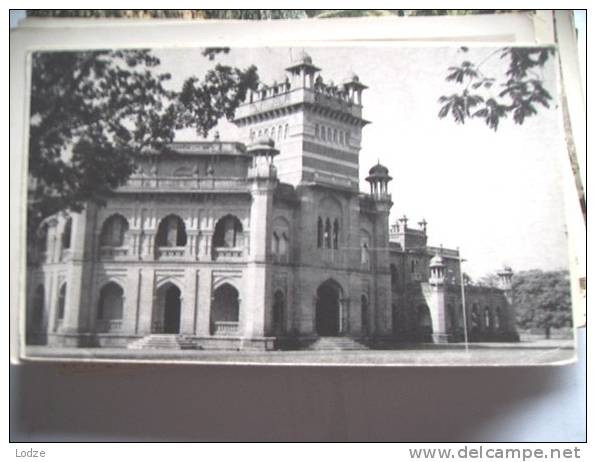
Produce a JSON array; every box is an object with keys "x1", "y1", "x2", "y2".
[
  {"x1": 247, "y1": 138, "x2": 279, "y2": 180},
  {"x1": 365, "y1": 162, "x2": 392, "y2": 201},
  {"x1": 285, "y1": 51, "x2": 321, "y2": 89},
  {"x1": 429, "y1": 254, "x2": 446, "y2": 286},
  {"x1": 342, "y1": 72, "x2": 368, "y2": 105},
  {"x1": 497, "y1": 266, "x2": 513, "y2": 291}
]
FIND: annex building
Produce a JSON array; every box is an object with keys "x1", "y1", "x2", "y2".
[{"x1": 26, "y1": 52, "x2": 519, "y2": 350}]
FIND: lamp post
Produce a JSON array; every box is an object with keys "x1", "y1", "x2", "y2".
[{"x1": 457, "y1": 247, "x2": 469, "y2": 353}]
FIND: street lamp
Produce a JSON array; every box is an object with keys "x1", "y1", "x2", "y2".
[{"x1": 457, "y1": 247, "x2": 469, "y2": 353}]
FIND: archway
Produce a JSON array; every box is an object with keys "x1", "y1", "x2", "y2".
[
  {"x1": 416, "y1": 304, "x2": 433, "y2": 342},
  {"x1": 315, "y1": 280, "x2": 342, "y2": 336},
  {"x1": 272, "y1": 290, "x2": 285, "y2": 335},
  {"x1": 154, "y1": 283, "x2": 181, "y2": 334},
  {"x1": 211, "y1": 283, "x2": 240, "y2": 335}
]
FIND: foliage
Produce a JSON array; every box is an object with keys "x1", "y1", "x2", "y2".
[
  {"x1": 28, "y1": 48, "x2": 259, "y2": 242},
  {"x1": 512, "y1": 269, "x2": 572, "y2": 338},
  {"x1": 438, "y1": 47, "x2": 556, "y2": 130}
]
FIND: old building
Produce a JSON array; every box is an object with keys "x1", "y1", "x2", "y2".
[{"x1": 26, "y1": 52, "x2": 518, "y2": 350}]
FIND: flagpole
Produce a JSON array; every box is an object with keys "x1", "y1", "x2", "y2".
[{"x1": 457, "y1": 247, "x2": 469, "y2": 353}]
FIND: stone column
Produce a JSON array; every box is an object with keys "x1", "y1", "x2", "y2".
[
  {"x1": 137, "y1": 269, "x2": 155, "y2": 335},
  {"x1": 196, "y1": 268, "x2": 212, "y2": 336},
  {"x1": 179, "y1": 268, "x2": 197, "y2": 335}
]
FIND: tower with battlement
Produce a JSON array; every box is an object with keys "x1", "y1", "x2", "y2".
[{"x1": 233, "y1": 51, "x2": 368, "y2": 190}]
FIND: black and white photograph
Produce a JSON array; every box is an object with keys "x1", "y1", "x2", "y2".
[{"x1": 21, "y1": 43, "x2": 576, "y2": 366}]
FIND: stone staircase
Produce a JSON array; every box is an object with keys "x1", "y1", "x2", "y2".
[
  {"x1": 127, "y1": 334, "x2": 195, "y2": 350},
  {"x1": 306, "y1": 336, "x2": 369, "y2": 351}
]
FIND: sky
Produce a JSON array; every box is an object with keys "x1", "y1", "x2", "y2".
[{"x1": 152, "y1": 45, "x2": 570, "y2": 279}]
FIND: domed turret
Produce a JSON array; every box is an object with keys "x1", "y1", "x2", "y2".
[
  {"x1": 247, "y1": 137, "x2": 279, "y2": 179},
  {"x1": 365, "y1": 161, "x2": 392, "y2": 201},
  {"x1": 430, "y1": 254, "x2": 445, "y2": 268},
  {"x1": 285, "y1": 51, "x2": 321, "y2": 89},
  {"x1": 293, "y1": 50, "x2": 313, "y2": 66},
  {"x1": 429, "y1": 252, "x2": 446, "y2": 285}
]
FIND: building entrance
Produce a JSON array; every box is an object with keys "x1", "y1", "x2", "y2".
[
  {"x1": 153, "y1": 284, "x2": 181, "y2": 334},
  {"x1": 315, "y1": 280, "x2": 342, "y2": 336}
]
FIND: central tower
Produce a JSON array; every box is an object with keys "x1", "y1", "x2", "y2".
[{"x1": 233, "y1": 51, "x2": 369, "y2": 190}]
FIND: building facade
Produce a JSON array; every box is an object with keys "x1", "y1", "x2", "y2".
[{"x1": 26, "y1": 53, "x2": 518, "y2": 350}]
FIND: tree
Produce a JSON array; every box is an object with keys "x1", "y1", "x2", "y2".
[
  {"x1": 438, "y1": 46, "x2": 556, "y2": 130},
  {"x1": 28, "y1": 48, "x2": 258, "y2": 244},
  {"x1": 512, "y1": 269, "x2": 572, "y2": 338}
]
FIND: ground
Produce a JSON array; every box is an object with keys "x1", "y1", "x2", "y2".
[{"x1": 24, "y1": 339, "x2": 575, "y2": 366}]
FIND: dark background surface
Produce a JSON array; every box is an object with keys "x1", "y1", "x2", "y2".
[{"x1": 11, "y1": 330, "x2": 585, "y2": 442}]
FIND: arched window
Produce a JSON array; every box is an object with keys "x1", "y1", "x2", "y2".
[
  {"x1": 211, "y1": 283, "x2": 240, "y2": 335},
  {"x1": 321, "y1": 125, "x2": 326, "y2": 141},
  {"x1": 213, "y1": 215, "x2": 243, "y2": 248},
  {"x1": 284, "y1": 124, "x2": 289, "y2": 139},
  {"x1": 317, "y1": 217, "x2": 324, "y2": 248},
  {"x1": 57, "y1": 283, "x2": 67, "y2": 320},
  {"x1": 390, "y1": 264, "x2": 399, "y2": 290},
  {"x1": 495, "y1": 307, "x2": 502, "y2": 330},
  {"x1": 332, "y1": 219, "x2": 339, "y2": 249},
  {"x1": 61, "y1": 217, "x2": 72, "y2": 250},
  {"x1": 471, "y1": 303, "x2": 480, "y2": 329},
  {"x1": 361, "y1": 295, "x2": 369, "y2": 335},
  {"x1": 411, "y1": 260, "x2": 415, "y2": 273},
  {"x1": 279, "y1": 232, "x2": 289, "y2": 255},
  {"x1": 484, "y1": 307, "x2": 491, "y2": 330},
  {"x1": 324, "y1": 218, "x2": 332, "y2": 248},
  {"x1": 273, "y1": 290, "x2": 285, "y2": 334},
  {"x1": 100, "y1": 214, "x2": 129, "y2": 247},
  {"x1": 156, "y1": 215, "x2": 187, "y2": 247},
  {"x1": 271, "y1": 126, "x2": 276, "y2": 139},
  {"x1": 272, "y1": 231, "x2": 280, "y2": 254},
  {"x1": 277, "y1": 125, "x2": 282, "y2": 140},
  {"x1": 97, "y1": 282, "x2": 124, "y2": 320},
  {"x1": 315, "y1": 124, "x2": 319, "y2": 139}
]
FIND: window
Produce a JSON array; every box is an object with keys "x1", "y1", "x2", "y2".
[
  {"x1": 332, "y1": 219, "x2": 339, "y2": 249},
  {"x1": 97, "y1": 282, "x2": 124, "y2": 320},
  {"x1": 284, "y1": 124, "x2": 289, "y2": 139},
  {"x1": 361, "y1": 242, "x2": 370, "y2": 265},
  {"x1": 327, "y1": 127, "x2": 332, "y2": 141},
  {"x1": 324, "y1": 218, "x2": 332, "y2": 248},
  {"x1": 277, "y1": 125, "x2": 282, "y2": 140},
  {"x1": 62, "y1": 217, "x2": 72, "y2": 250},
  {"x1": 333, "y1": 128, "x2": 338, "y2": 143},
  {"x1": 213, "y1": 215, "x2": 243, "y2": 248},
  {"x1": 315, "y1": 124, "x2": 319, "y2": 139},
  {"x1": 272, "y1": 231, "x2": 280, "y2": 254},
  {"x1": 317, "y1": 217, "x2": 324, "y2": 248},
  {"x1": 411, "y1": 260, "x2": 415, "y2": 273},
  {"x1": 280, "y1": 232, "x2": 289, "y2": 255},
  {"x1": 271, "y1": 126, "x2": 276, "y2": 139},
  {"x1": 156, "y1": 215, "x2": 187, "y2": 247},
  {"x1": 57, "y1": 283, "x2": 67, "y2": 320},
  {"x1": 100, "y1": 214, "x2": 129, "y2": 247},
  {"x1": 321, "y1": 126, "x2": 326, "y2": 141},
  {"x1": 484, "y1": 307, "x2": 491, "y2": 330}
]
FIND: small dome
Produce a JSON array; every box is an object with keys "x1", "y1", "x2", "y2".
[
  {"x1": 368, "y1": 162, "x2": 389, "y2": 177},
  {"x1": 349, "y1": 72, "x2": 359, "y2": 82},
  {"x1": 430, "y1": 254, "x2": 445, "y2": 267},
  {"x1": 499, "y1": 265, "x2": 513, "y2": 274},
  {"x1": 247, "y1": 137, "x2": 279, "y2": 155},
  {"x1": 293, "y1": 50, "x2": 312, "y2": 65}
]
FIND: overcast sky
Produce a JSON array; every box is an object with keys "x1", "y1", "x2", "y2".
[{"x1": 154, "y1": 46, "x2": 569, "y2": 279}]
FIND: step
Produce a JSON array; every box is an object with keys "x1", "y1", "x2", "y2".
[
  {"x1": 307, "y1": 336, "x2": 369, "y2": 351},
  {"x1": 127, "y1": 334, "x2": 195, "y2": 350}
]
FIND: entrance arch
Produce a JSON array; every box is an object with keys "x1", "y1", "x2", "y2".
[
  {"x1": 416, "y1": 304, "x2": 433, "y2": 342},
  {"x1": 315, "y1": 279, "x2": 343, "y2": 336},
  {"x1": 154, "y1": 283, "x2": 181, "y2": 334},
  {"x1": 211, "y1": 283, "x2": 240, "y2": 335}
]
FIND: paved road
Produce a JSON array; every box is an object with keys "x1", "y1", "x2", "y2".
[{"x1": 23, "y1": 339, "x2": 575, "y2": 366}]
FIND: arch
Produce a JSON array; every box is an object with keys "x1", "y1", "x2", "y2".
[
  {"x1": 61, "y1": 217, "x2": 72, "y2": 250},
  {"x1": 272, "y1": 289, "x2": 285, "y2": 335},
  {"x1": 211, "y1": 283, "x2": 240, "y2": 335},
  {"x1": 333, "y1": 219, "x2": 339, "y2": 249},
  {"x1": 153, "y1": 282, "x2": 182, "y2": 334},
  {"x1": 213, "y1": 214, "x2": 243, "y2": 248},
  {"x1": 495, "y1": 306, "x2": 502, "y2": 330},
  {"x1": 271, "y1": 231, "x2": 280, "y2": 254},
  {"x1": 279, "y1": 232, "x2": 289, "y2": 256},
  {"x1": 317, "y1": 217, "x2": 324, "y2": 248},
  {"x1": 324, "y1": 218, "x2": 332, "y2": 248},
  {"x1": 156, "y1": 214, "x2": 187, "y2": 247},
  {"x1": 315, "y1": 279, "x2": 343, "y2": 336},
  {"x1": 360, "y1": 229, "x2": 371, "y2": 266},
  {"x1": 361, "y1": 294, "x2": 369, "y2": 336},
  {"x1": 57, "y1": 283, "x2": 67, "y2": 321},
  {"x1": 484, "y1": 306, "x2": 492, "y2": 330},
  {"x1": 100, "y1": 214, "x2": 130, "y2": 247},
  {"x1": 97, "y1": 282, "x2": 124, "y2": 320},
  {"x1": 415, "y1": 304, "x2": 432, "y2": 342}
]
